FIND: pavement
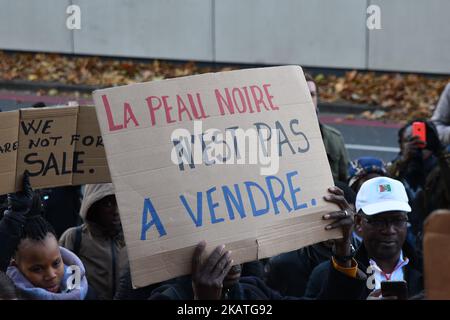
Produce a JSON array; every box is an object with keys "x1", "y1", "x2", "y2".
[{"x1": 320, "y1": 114, "x2": 400, "y2": 162}]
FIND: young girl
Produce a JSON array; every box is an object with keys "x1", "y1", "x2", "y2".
[{"x1": 0, "y1": 173, "x2": 91, "y2": 300}]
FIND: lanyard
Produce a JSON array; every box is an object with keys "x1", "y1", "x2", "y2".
[{"x1": 378, "y1": 258, "x2": 409, "y2": 281}]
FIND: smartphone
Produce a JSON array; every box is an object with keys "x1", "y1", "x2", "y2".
[
  {"x1": 412, "y1": 122, "x2": 426, "y2": 148},
  {"x1": 381, "y1": 280, "x2": 408, "y2": 300}
]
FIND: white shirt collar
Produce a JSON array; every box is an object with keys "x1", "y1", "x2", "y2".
[{"x1": 368, "y1": 250, "x2": 409, "y2": 290}]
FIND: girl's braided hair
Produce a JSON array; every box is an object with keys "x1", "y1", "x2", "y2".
[{"x1": 20, "y1": 192, "x2": 56, "y2": 243}]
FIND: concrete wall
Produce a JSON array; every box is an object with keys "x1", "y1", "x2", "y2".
[
  {"x1": 73, "y1": 0, "x2": 213, "y2": 61},
  {"x1": 368, "y1": 0, "x2": 450, "y2": 74},
  {"x1": 0, "y1": 0, "x2": 72, "y2": 53},
  {"x1": 0, "y1": 0, "x2": 449, "y2": 74},
  {"x1": 215, "y1": 0, "x2": 367, "y2": 68}
]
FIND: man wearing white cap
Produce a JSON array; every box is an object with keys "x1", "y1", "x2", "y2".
[
  {"x1": 354, "y1": 177, "x2": 419, "y2": 291},
  {"x1": 306, "y1": 176, "x2": 423, "y2": 299}
]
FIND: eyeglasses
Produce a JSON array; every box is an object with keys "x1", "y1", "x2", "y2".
[{"x1": 362, "y1": 216, "x2": 408, "y2": 229}]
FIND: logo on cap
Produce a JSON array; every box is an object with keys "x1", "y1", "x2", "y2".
[{"x1": 378, "y1": 184, "x2": 391, "y2": 193}]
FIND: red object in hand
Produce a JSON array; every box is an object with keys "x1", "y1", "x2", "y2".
[{"x1": 412, "y1": 122, "x2": 426, "y2": 148}]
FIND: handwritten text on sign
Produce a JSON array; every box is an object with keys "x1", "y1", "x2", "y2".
[
  {"x1": 93, "y1": 66, "x2": 339, "y2": 287},
  {"x1": 0, "y1": 106, "x2": 111, "y2": 194}
]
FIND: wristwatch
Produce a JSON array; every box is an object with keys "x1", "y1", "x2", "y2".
[{"x1": 333, "y1": 244, "x2": 356, "y2": 264}]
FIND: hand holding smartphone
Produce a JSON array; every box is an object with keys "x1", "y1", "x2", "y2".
[
  {"x1": 381, "y1": 280, "x2": 408, "y2": 300},
  {"x1": 412, "y1": 121, "x2": 426, "y2": 148}
]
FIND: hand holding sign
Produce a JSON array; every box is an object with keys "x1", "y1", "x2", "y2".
[
  {"x1": 5, "y1": 171, "x2": 41, "y2": 218},
  {"x1": 189, "y1": 193, "x2": 353, "y2": 300},
  {"x1": 322, "y1": 186, "x2": 355, "y2": 267},
  {"x1": 192, "y1": 241, "x2": 233, "y2": 300}
]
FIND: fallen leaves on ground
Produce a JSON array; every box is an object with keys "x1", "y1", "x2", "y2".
[
  {"x1": 317, "y1": 71, "x2": 450, "y2": 121},
  {"x1": 1, "y1": 51, "x2": 449, "y2": 122},
  {"x1": 0, "y1": 51, "x2": 230, "y2": 87}
]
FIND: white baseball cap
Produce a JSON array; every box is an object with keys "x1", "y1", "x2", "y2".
[{"x1": 356, "y1": 177, "x2": 411, "y2": 215}]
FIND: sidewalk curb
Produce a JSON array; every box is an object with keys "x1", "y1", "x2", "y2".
[
  {"x1": 0, "y1": 79, "x2": 101, "y2": 93},
  {"x1": 319, "y1": 102, "x2": 379, "y2": 115}
]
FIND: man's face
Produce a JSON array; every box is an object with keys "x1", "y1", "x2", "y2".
[
  {"x1": 356, "y1": 211, "x2": 408, "y2": 261},
  {"x1": 89, "y1": 195, "x2": 122, "y2": 235},
  {"x1": 401, "y1": 126, "x2": 415, "y2": 152},
  {"x1": 15, "y1": 234, "x2": 65, "y2": 293},
  {"x1": 307, "y1": 81, "x2": 318, "y2": 110},
  {"x1": 401, "y1": 125, "x2": 413, "y2": 145}
]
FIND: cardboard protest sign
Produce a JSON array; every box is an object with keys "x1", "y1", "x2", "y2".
[
  {"x1": 93, "y1": 65, "x2": 341, "y2": 288},
  {"x1": 0, "y1": 110, "x2": 20, "y2": 195},
  {"x1": 0, "y1": 106, "x2": 111, "y2": 194},
  {"x1": 72, "y1": 106, "x2": 111, "y2": 185},
  {"x1": 15, "y1": 107, "x2": 79, "y2": 190},
  {"x1": 424, "y1": 209, "x2": 450, "y2": 300}
]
